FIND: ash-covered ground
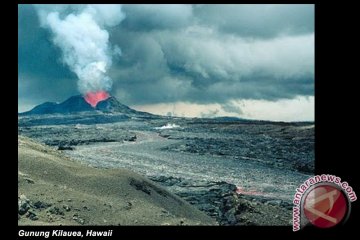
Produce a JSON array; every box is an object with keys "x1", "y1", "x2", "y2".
[{"x1": 19, "y1": 112, "x2": 314, "y2": 225}]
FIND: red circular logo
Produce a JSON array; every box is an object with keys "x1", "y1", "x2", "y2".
[{"x1": 303, "y1": 185, "x2": 348, "y2": 228}]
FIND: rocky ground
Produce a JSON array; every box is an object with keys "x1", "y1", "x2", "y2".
[
  {"x1": 157, "y1": 119, "x2": 314, "y2": 173},
  {"x1": 18, "y1": 136, "x2": 215, "y2": 226},
  {"x1": 18, "y1": 114, "x2": 314, "y2": 225},
  {"x1": 149, "y1": 176, "x2": 292, "y2": 225},
  {"x1": 19, "y1": 116, "x2": 314, "y2": 173}
]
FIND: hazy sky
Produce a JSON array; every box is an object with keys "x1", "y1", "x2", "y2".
[{"x1": 18, "y1": 4, "x2": 314, "y2": 121}]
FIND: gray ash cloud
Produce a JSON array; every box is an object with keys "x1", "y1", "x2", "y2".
[{"x1": 19, "y1": 4, "x2": 314, "y2": 109}]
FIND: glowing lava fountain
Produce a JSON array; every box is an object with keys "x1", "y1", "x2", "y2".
[{"x1": 84, "y1": 91, "x2": 110, "y2": 107}]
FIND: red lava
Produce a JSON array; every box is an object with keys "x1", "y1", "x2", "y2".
[{"x1": 84, "y1": 91, "x2": 110, "y2": 107}]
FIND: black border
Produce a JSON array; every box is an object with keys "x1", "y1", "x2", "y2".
[{"x1": 15, "y1": 1, "x2": 358, "y2": 239}]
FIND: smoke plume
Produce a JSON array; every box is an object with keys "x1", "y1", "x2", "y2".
[{"x1": 34, "y1": 4, "x2": 125, "y2": 94}]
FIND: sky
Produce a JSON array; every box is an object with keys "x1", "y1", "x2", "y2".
[{"x1": 18, "y1": 4, "x2": 314, "y2": 121}]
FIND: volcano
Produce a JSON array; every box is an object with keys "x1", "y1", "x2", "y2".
[{"x1": 20, "y1": 95, "x2": 146, "y2": 116}]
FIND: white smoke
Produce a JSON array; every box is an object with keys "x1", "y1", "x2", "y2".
[
  {"x1": 34, "y1": 4, "x2": 125, "y2": 94},
  {"x1": 155, "y1": 123, "x2": 181, "y2": 130}
]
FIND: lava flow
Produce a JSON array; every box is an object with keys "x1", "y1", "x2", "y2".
[
  {"x1": 84, "y1": 91, "x2": 110, "y2": 107},
  {"x1": 236, "y1": 186, "x2": 264, "y2": 196}
]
